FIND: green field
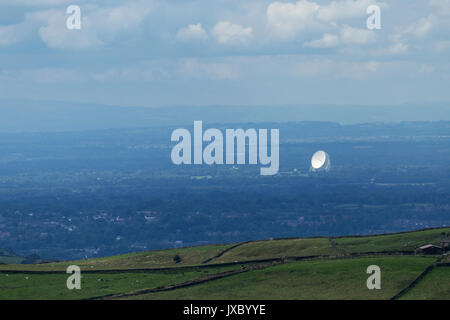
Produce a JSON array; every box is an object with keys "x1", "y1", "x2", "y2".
[
  {"x1": 130, "y1": 256, "x2": 435, "y2": 300},
  {"x1": 335, "y1": 228, "x2": 449, "y2": 254},
  {"x1": 206, "y1": 238, "x2": 335, "y2": 264},
  {"x1": 400, "y1": 266, "x2": 450, "y2": 300},
  {"x1": 0, "y1": 264, "x2": 247, "y2": 300},
  {"x1": 0, "y1": 227, "x2": 448, "y2": 300},
  {"x1": 0, "y1": 243, "x2": 233, "y2": 272}
]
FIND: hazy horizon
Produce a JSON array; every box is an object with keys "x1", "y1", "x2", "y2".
[{"x1": 0, "y1": 98, "x2": 449, "y2": 133}]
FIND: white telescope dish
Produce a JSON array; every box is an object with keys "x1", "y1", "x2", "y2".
[{"x1": 310, "y1": 150, "x2": 331, "y2": 172}]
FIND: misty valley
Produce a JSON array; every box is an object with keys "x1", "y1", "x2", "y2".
[{"x1": 0, "y1": 121, "x2": 449, "y2": 261}]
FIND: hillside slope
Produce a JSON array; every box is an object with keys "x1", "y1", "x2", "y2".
[{"x1": 0, "y1": 227, "x2": 448, "y2": 300}]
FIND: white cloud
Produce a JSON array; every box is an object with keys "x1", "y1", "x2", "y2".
[
  {"x1": 304, "y1": 33, "x2": 339, "y2": 48},
  {"x1": 266, "y1": 0, "x2": 323, "y2": 40},
  {"x1": 303, "y1": 25, "x2": 376, "y2": 49},
  {"x1": 26, "y1": 1, "x2": 154, "y2": 50},
  {"x1": 29, "y1": 9, "x2": 101, "y2": 50},
  {"x1": 377, "y1": 42, "x2": 408, "y2": 55},
  {"x1": 317, "y1": 0, "x2": 383, "y2": 21},
  {"x1": 388, "y1": 42, "x2": 408, "y2": 54},
  {"x1": 340, "y1": 25, "x2": 376, "y2": 44},
  {"x1": 96, "y1": 2, "x2": 152, "y2": 32},
  {"x1": 387, "y1": 1, "x2": 450, "y2": 54},
  {"x1": 212, "y1": 21, "x2": 253, "y2": 45},
  {"x1": 266, "y1": 0, "x2": 385, "y2": 40},
  {"x1": 177, "y1": 23, "x2": 207, "y2": 41},
  {"x1": 409, "y1": 15, "x2": 435, "y2": 37}
]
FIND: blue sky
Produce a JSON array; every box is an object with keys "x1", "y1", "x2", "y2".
[{"x1": 0, "y1": 0, "x2": 449, "y2": 107}]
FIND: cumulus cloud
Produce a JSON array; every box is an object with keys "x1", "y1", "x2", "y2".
[
  {"x1": 29, "y1": 9, "x2": 102, "y2": 50},
  {"x1": 317, "y1": 0, "x2": 383, "y2": 21},
  {"x1": 340, "y1": 25, "x2": 376, "y2": 44},
  {"x1": 374, "y1": 42, "x2": 408, "y2": 55},
  {"x1": 267, "y1": 0, "x2": 323, "y2": 40},
  {"x1": 212, "y1": 21, "x2": 253, "y2": 45},
  {"x1": 176, "y1": 23, "x2": 207, "y2": 41},
  {"x1": 6, "y1": 1, "x2": 155, "y2": 50},
  {"x1": 304, "y1": 33, "x2": 339, "y2": 48},
  {"x1": 391, "y1": 15, "x2": 435, "y2": 43},
  {"x1": 304, "y1": 26, "x2": 375, "y2": 49},
  {"x1": 266, "y1": 0, "x2": 384, "y2": 40},
  {"x1": 385, "y1": 1, "x2": 450, "y2": 55}
]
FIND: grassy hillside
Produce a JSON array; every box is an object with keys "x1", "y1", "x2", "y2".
[
  {"x1": 335, "y1": 228, "x2": 448, "y2": 254},
  {"x1": 0, "y1": 264, "x2": 246, "y2": 300},
  {"x1": 0, "y1": 227, "x2": 448, "y2": 300},
  {"x1": 400, "y1": 266, "x2": 450, "y2": 300},
  {"x1": 0, "y1": 243, "x2": 233, "y2": 272},
  {"x1": 205, "y1": 238, "x2": 335, "y2": 264},
  {"x1": 130, "y1": 256, "x2": 434, "y2": 300}
]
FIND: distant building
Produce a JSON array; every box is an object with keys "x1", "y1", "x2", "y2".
[
  {"x1": 417, "y1": 244, "x2": 443, "y2": 255},
  {"x1": 441, "y1": 237, "x2": 450, "y2": 250}
]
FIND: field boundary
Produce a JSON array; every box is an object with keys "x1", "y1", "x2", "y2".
[
  {"x1": 251, "y1": 226, "x2": 449, "y2": 242},
  {"x1": 90, "y1": 261, "x2": 280, "y2": 300},
  {"x1": 328, "y1": 237, "x2": 348, "y2": 256},
  {"x1": 0, "y1": 259, "x2": 284, "y2": 275},
  {"x1": 332, "y1": 226, "x2": 450, "y2": 240},
  {"x1": 98, "y1": 254, "x2": 443, "y2": 300},
  {"x1": 390, "y1": 261, "x2": 450, "y2": 300},
  {"x1": 1, "y1": 226, "x2": 447, "y2": 269},
  {"x1": 0, "y1": 251, "x2": 421, "y2": 274},
  {"x1": 92, "y1": 269, "x2": 250, "y2": 300},
  {"x1": 202, "y1": 241, "x2": 250, "y2": 264}
]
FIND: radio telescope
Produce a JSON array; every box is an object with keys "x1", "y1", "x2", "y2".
[{"x1": 310, "y1": 150, "x2": 331, "y2": 172}]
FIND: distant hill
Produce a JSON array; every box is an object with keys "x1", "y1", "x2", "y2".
[
  {"x1": 0, "y1": 249, "x2": 23, "y2": 264},
  {"x1": 1, "y1": 99, "x2": 450, "y2": 132}
]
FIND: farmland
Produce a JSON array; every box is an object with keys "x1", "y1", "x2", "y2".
[{"x1": 0, "y1": 227, "x2": 448, "y2": 300}]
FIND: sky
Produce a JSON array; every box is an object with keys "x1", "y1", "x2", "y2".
[{"x1": 0, "y1": 0, "x2": 449, "y2": 107}]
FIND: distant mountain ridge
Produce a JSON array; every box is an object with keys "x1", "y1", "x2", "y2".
[{"x1": 1, "y1": 99, "x2": 449, "y2": 133}]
